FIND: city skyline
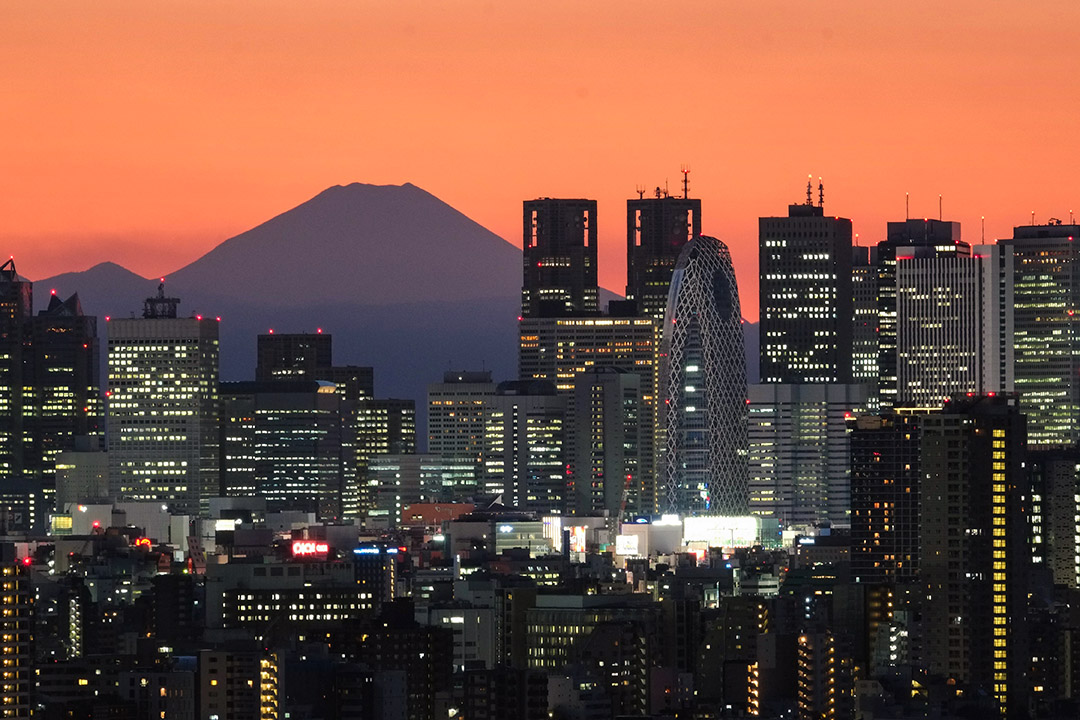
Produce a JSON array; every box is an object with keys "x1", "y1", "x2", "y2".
[{"x1": 5, "y1": 2, "x2": 1080, "y2": 322}]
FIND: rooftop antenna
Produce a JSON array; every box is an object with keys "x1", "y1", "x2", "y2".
[
  {"x1": 806, "y1": 175, "x2": 813, "y2": 206},
  {"x1": 939, "y1": 194, "x2": 942, "y2": 221},
  {"x1": 1072, "y1": 209, "x2": 1075, "y2": 224},
  {"x1": 1032, "y1": 210, "x2": 1036, "y2": 225},
  {"x1": 680, "y1": 165, "x2": 691, "y2": 199},
  {"x1": 855, "y1": 232, "x2": 860, "y2": 247},
  {"x1": 818, "y1": 177, "x2": 824, "y2": 208},
  {"x1": 905, "y1": 193, "x2": 909, "y2": 220},
  {"x1": 664, "y1": 179, "x2": 669, "y2": 198},
  {"x1": 635, "y1": 185, "x2": 645, "y2": 200},
  {"x1": 981, "y1": 216, "x2": 985, "y2": 243}
]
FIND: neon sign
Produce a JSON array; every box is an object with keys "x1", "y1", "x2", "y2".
[{"x1": 291, "y1": 540, "x2": 329, "y2": 557}]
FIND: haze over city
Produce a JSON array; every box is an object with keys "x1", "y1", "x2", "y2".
[{"x1": 5, "y1": 1, "x2": 1080, "y2": 318}]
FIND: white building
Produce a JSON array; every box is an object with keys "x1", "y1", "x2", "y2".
[
  {"x1": 106, "y1": 286, "x2": 219, "y2": 516},
  {"x1": 895, "y1": 243, "x2": 1012, "y2": 408}
]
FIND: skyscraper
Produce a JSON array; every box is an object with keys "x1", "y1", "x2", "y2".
[
  {"x1": 0, "y1": 267, "x2": 100, "y2": 530},
  {"x1": 999, "y1": 221, "x2": 1080, "y2": 448},
  {"x1": 569, "y1": 367, "x2": 641, "y2": 517},
  {"x1": 759, "y1": 185, "x2": 853, "y2": 383},
  {"x1": 875, "y1": 219, "x2": 962, "y2": 410},
  {"x1": 659, "y1": 235, "x2": 748, "y2": 516},
  {"x1": 518, "y1": 316, "x2": 658, "y2": 514},
  {"x1": 256, "y1": 332, "x2": 332, "y2": 381},
  {"x1": 427, "y1": 370, "x2": 497, "y2": 501},
  {"x1": 848, "y1": 412, "x2": 923, "y2": 585},
  {"x1": 748, "y1": 383, "x2": 868, "y2": 531},
  {"x1": 0, "y1": 561, "x2": 33, "y2": 719},
  {"x1": 919, "y1": 394, "x2": 1029, "y2": 716},
  {"x1": 255, "y1": 331, "x2": 373, "y2": 400},
  {"x1": 351, "y1": 398, "x2": 416, "y2": 519},
  {"x1": 625, "y1": 192, "x2": 701, "y2": 321},
  {"x1": 25, "y1": 292, "x2": 101, "y2": 488},
  {"x1": 0, "y1": 260, "x2": 31, "y2": 481},
  {"x1": 220, "y1": 380, "x2": 348, "y2": 520},
  {"x1": 107, "y1": 284, "x2": 220, "y2": 515},
  {"x1": 894, "y1": 243, "x2": 1012, "y2": 407},
  {"x1": 851, "y1": 246, "x2": 880, "y2": 390},
  {"x1": 521, "y1": 199, "x2": 598, "y2": 318},
  {"x1": 483, "y1": 380, "x2": 566, "y2": 514}
]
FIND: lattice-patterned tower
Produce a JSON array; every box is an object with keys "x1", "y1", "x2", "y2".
[{"x1": 659, "y1": 236, "x2": 748, "y2": 515}]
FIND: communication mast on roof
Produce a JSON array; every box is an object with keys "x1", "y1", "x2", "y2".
[
  {"x1": 806, "y1": 176, "x2": 813, "y2": 206},
  {"x1": 143, "y1": 279, "x2": 180, "y2": 319},
  {"x1": 681, "y1": 165, "x2": 691, "y2": 199},
  {"x1": 818, "y1": 177, "x2": 824, "y2": 208}
]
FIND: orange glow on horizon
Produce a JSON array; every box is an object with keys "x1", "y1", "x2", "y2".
[{"x1": 2, "y1": 2, "x2": 1079, "y2": 321}]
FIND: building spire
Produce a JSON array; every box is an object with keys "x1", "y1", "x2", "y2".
[
  {"x1": 806, "y1": 175, "x2": 813, "y2": 206},
  {"x1": 818, "y1": 177, "x2": 824, "y2": 208}
]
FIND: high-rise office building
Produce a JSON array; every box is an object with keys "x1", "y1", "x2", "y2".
[
  {"x1": 999, "y1": 222, "x2": 1080, "y2": 448},
  {"x1": 24, "y1": 293, "x2": 101, "y2": 489},
  {"x1": 483, "y1": 380, "x2": 566, "y2": 514},
  {"x1": 370, "y1": 453, "x2": 445, "y2": 527},
  {"x1": 255, "y1": 331, "x2": 373, "y2": 400},
  {"x1": 521, "y1": 199, "x2": 598, "y2": 318},
  {"x1": 848, "y1": 413, "x2": 923, "y2": 585},
  {"x1": 748, "y1": 383, "x2": 868, "y2": 531},
  {"x1": 107, "y1": 284, "x2": 220, "y2": 515},
  {"x1": 1027, "y1": 449, "x2": 1080, "y2": 588},
  {"x1": 519, "y1": 316, "x2": 658, "y2": 514},
  {"x1": 919, "y1": 394, "x2": 1029, "y2": 716},
  {"x1": 569, "y1": 367, "x2": 641, "y2": 517},
  {"x1": 895, "y1": 243, "x2": 1012, "y2": 407},
  {"x1": 427, "y1": 371, "x2": 496, "y2": 501},
  {"x1": 851, "y1": 246, "x2": 879, "y2": 391},
  {"x1": 875, "y1": 219, "x2": 962, "y2": 410},
  {"x1": 351, "y1": 398, "x2": 416, "y2": 519},
  {"x1": 0, "y1": 260, "x2": 31, "y2": 482},
  {"x1": 625, "y1": 192, "x2": 701, "y2": 321},
  {"x1": 219, "y1": 385, "x2": 257, "y2": 498},
  {"x1": 659, "y1": 235, "x2": 748, "y2": 516},
  {"x1": 256, "y1": 332, "x2": 332, "y2": 381},
  {"x1": 220, "y1": 380, "x2": 348, "y2": 520},
  {"x1": 759, "y1": 187, "x2": 853, "y2": 383}
]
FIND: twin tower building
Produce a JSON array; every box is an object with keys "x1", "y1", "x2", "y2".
[
  {"x1": 518, "y1": 190, "x2": 747, "y2": 519},
  {"x1": 521, "y1": 181, "x2": 1080, "y2": 528}
]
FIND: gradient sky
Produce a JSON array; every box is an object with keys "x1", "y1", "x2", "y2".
[{"x1": 4, "y1": 1, "x2": 1079, "y2": 319}]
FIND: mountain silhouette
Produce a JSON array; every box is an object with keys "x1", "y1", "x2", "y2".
[{"x1": 34, "y1": 183, "x2": 759, "y2": 437}]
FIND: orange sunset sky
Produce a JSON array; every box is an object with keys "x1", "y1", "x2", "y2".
[{"x1": 3, "y1": 1, "x2": 1079, "y2": 320}]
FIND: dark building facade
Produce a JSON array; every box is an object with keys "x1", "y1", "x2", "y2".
[
  {"x1": 0, "y1": 263, "x2": 100, "y2": 529},
  {"x1": 625, "y1": 194, "x2": 701, "y2": 321},
  {"x1": 849, "y1": 413, "x2": 923, "y2": 585},
  {"x1": 219, "y1": 380, "x2": 349, "y2": 520},
  {"x1": 919, "y1": 394, "x2": 1030, "y2": 717},
  {"x1": 759, "y1": 190, "x2": 853, "y2": 384},
  {"x1": 521, "y1": 199, "x2": 598, "y2": 318},
  {"x1": 256, "y1": 332, "x2": 333, "y2": 382},
  {"x1": 25, "y1": 293, "x2": 101, "y2": 487}
]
